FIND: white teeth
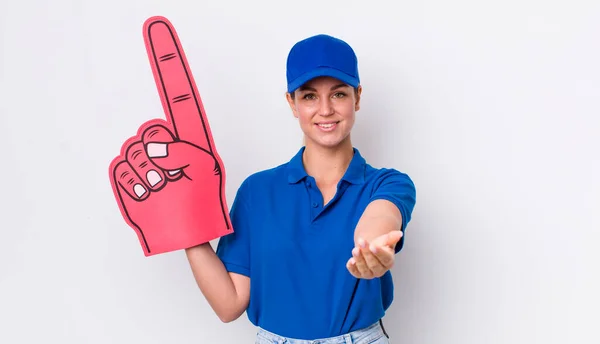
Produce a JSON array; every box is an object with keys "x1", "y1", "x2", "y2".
[{"x1": 318, "y1": 123, "x2": 334, "y2": 128}]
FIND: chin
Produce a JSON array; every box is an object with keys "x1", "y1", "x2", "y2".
[{"x1": 306, "y1": 134, "x2": 351, "y2": 149}]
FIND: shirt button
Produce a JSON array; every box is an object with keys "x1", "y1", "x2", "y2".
[{"x1": 311, "y1": 202, "x2": 318, "y2": 208}]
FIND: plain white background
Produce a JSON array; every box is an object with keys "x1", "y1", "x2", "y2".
[{"x1": 1, "y1": 0, "x2": 599, "y2": 343}]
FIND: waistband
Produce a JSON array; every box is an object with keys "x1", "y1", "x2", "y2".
[{"x1": 255, "y1": 320, "x2": 387, "y2": 344}]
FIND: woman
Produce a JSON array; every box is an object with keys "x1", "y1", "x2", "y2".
[{"x1": 184, "y1": 33, "x2": 416, "y2": 343}]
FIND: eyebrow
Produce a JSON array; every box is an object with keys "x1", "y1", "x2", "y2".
[{"x1": 298, "y1": 83, "x2": 349, "y2": 92}]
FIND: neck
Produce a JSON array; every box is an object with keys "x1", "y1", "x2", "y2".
[{"x1": 302, "y1": 137, "x2": 354, "y2": 185}]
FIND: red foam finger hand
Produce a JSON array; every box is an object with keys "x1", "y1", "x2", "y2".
[
  {"x1": 110, "y1": 118, "x2": 231, "y2": 256},
  {"x1": 108, "y1": 16, "x2": 232, "y2": 256}
]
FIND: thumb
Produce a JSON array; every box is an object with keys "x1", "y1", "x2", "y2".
[
  {"x1": 373, "y1": 230, "x2": 403, "y2": 249},
  {"x1": 146, "y1": 141, "x2": 213, "y2": 172}
]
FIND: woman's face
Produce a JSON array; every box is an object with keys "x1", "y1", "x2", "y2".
[{"x1": 287, "y1": 76, "x2": 361, "y2": 150}]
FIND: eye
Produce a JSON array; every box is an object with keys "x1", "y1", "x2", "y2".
[
  {"x1": 302, "y1": 93, "x2": 316, "y2": 100},
  {"x1": 333, "y1": 92, "x2": 346, "y2": 98}
]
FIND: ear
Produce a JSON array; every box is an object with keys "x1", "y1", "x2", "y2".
[
  {"x1": 286, "y1": 92, "x2": 298, "y2": 118},
  {"x1": 354, "y1": 85, "x2": 362, "y2": 112}
]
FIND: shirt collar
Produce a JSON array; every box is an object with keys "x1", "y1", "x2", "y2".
[{"x1": 286, "y1": 146, "x2": 366, "y2": 185}]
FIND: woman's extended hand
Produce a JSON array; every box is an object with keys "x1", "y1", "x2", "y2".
[{"x1": 346, "y1": 230, "x2": 403, "y2": 279}]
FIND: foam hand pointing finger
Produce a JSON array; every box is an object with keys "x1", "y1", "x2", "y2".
[
  {"x1": 346, "y1": 231, "x2": 403, "y2": 279},
  {"x1": 109, "y1": 17, "x2": 232, "y2": 256}
]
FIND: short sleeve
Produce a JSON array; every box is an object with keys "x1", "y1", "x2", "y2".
[
  {"x1": 215, "y1": 179, "x2": 252, "y2": 277},
  {"x1": 370, "y1": 169, "x2": 417, "y2": 253}
]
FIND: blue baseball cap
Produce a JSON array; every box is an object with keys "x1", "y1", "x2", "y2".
[{"x1": 286, "y1": 34, "x2": 360, "y2": 93}]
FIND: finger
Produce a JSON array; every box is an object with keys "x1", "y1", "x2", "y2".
[
  {"x1": 372, "y1": 230, "x2": 403, "y2": 250},
  {"x1": 144, "y1": 17, "x2": 213, "y2": 152},
  {"x1": 112, "y1": 160, "x2": 150, "y2": 201},
  {"x1": 125, "y1": 141, "x2": 167, "y2": 191},
  {"x1": 141, "y1": 122, "x2": 181, "y2": 180},
  {"x1": 352, "y1": 247, "x2": 371, "y2": 277},
  {"x1": 385, "y1": 230, "x2": 403, "y2": 247},
  {"x1": 359, "y1": 244, "x2": 386, "y2": 275},
  {"x1": 346, "y1": 257, "x2": 360, "y2": 278},
  {"x1": 369, "y1": 243, "x2": 395, "y2": 269},
  {"x1": 146, "y1": 141, "x2": 215, "y2": 178}
]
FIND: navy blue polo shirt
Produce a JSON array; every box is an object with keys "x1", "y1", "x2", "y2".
[{"x1": 216, "y1": 147, "x2": 416, "y2": 340}]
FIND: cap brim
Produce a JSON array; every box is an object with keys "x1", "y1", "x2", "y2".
[{"x1": 287, "y1": 67, "x2": 359, "y2": 93}]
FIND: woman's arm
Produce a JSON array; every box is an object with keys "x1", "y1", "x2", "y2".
[
  {"x1": 347, "y1": 170, "x2": 416, "y2": 279},
  {"x1": 185, "y1": 243, "x2": 250, "y2": 323},
  {"x1": 347, "y1": 199, "x2": 403, "y2": 279},
  {"x1": 353, "y1": 199, "x2": 403, "y2": 245}
]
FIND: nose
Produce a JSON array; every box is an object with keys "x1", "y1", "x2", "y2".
[{"x1": 318, "y1": 98, "x2": 334, "y2": 116}]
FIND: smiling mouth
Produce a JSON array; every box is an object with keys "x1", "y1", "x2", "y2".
[{"x1": 316, "y1": 121, "x2": 339, "y2": 130}]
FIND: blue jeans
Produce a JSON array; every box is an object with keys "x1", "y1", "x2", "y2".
[{"x1": 255, "y1": 321, "x2": 390, "y2": 344}]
